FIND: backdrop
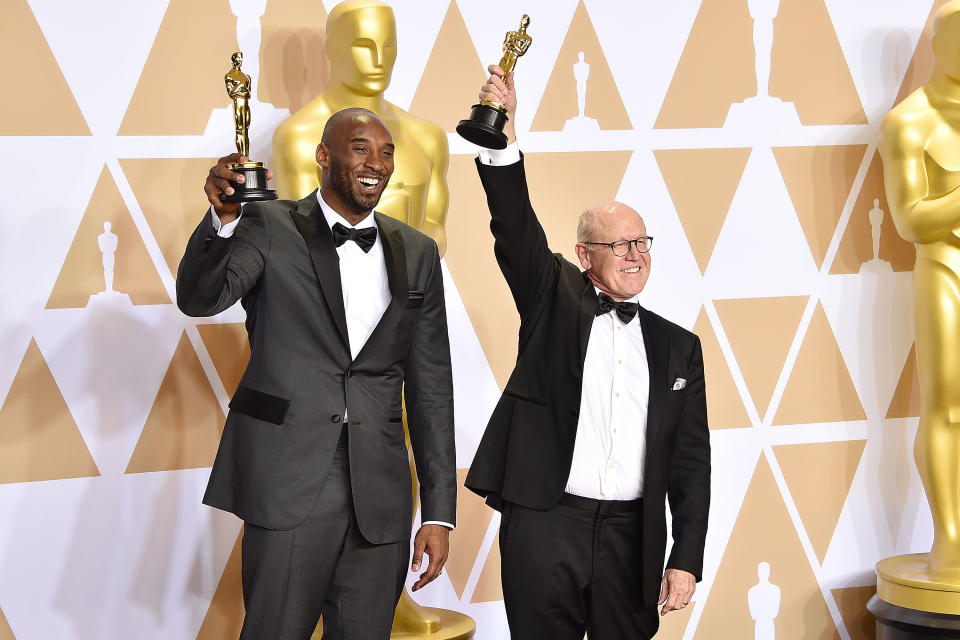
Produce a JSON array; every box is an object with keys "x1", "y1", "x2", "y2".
[{"x1": 0, "y1": 0, "x2": 942, "y2": 638}]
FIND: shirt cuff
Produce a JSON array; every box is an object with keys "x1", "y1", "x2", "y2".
[
  {"x1": 422, "y1": 520, "x2": 455, "y2": 530},
  {"x1": 478, "y1": 141, "x2": 521, "y2": 166},
  {"x1": 209, "y1": 205, "x2": 242, "y2": 238}
]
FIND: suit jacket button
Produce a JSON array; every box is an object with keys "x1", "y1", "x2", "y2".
[
  {"x1": 331, "y1": 414, "x2": 341, "y2": 423},
  {"x1": 346, "y1": 369, "x2": 354, "y2": 378}
]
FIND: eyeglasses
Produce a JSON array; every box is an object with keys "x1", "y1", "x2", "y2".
[{"x1": 583, "y1": 236, "x2": 653, "y2": 256}]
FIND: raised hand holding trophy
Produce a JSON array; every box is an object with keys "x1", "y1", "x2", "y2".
[
  {"x1": 221, "y1": 51, "x2": 276, "y2": 202},
  {"x1": 456, "y1": 15, "x2": 532, "y2": 149}
]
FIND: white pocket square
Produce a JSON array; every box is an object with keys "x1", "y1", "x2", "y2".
[{"x1": 672, "y1": 378, "x2": 686, "y2": 391}]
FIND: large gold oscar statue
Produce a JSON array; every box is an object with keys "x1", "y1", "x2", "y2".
[
  {"x1": 271, "y1": 2, "x2": 471, "y2": 639},
  {"x1": 272, "y1": 0, "x2": 449, "y2": 255},
  {"x1": 873, "y1": 0, "x2": 960, "y2": 624}
]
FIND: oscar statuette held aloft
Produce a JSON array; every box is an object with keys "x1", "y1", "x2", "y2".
[
  {"x1": 221, "y1": 51, "x2": 276, "y2": 203},
  {"x1": 456, "y1": 15, "x2": 532, "y2": 149}
]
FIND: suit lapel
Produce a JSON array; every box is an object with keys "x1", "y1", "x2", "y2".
[
  {"x1": 639, "y1": 306, "x2": 669, "y2": 451},
  {"x1": 290, "y1": 192, "x2": 350, "y2": 349},
  {"x1": 577, "y1": 273, "x2": 599, "y2": 367},
  {"x1": 353, "y1": 213, "x2": 408, "y2": 363}
]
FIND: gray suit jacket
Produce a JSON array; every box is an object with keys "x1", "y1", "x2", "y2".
[{"x1": 177, "y1": 191, "x2": 456, "y2": 544}]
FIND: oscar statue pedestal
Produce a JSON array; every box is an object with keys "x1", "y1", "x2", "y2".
[{"x1": 868, "y1": 554, "x2": 960, "y2": 638}]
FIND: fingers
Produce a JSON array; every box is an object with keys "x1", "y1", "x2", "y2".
[
  {"x1": 479, "y1": 73, "x2": 508, "y2": 105},
  {"x1": 204, "y1": 154, "x2": 252, "y2": 215},
  {"x1": 659, "y1": 570, "x2": 696, "y2": 616},
  {"x1": 410, "y1": 525, "x2": 450, "y2": 592},
  {"x1": 410, "y1": 534, "x2": 425, "y2": 573}
]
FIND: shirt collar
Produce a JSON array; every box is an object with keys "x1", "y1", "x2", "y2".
[{"x1": 316, "y1": 191, "x2": 378, "y2": 232}]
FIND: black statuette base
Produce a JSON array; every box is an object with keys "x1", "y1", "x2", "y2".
[
  {"x1": 220, "y1": 163, "x2": 277, "y2": 203},
  {"x1": 868, "y1": 595, "x2": 960, "y2": 638},
  {"x1": 457, "y1": 103, "x2": 509, "y2": 150}
]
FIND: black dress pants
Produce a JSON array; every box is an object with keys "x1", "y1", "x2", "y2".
[
  {"x1": 500, "y1": 494, "x2": 657, "y2": 640},
  {"x1": 238, "y1": 427, "x2": 409, "y2": 640}
]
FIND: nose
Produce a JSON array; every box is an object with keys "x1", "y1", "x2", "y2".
[{"x1": 365, "y1": 152, "x2": 385, "y2": 173}]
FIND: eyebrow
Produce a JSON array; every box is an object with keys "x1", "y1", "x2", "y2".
[{"x1": 349, "y1": 137, "x2": 395, "y2": 149}]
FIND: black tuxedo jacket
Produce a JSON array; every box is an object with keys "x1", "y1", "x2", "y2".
[
  {"x1": 465, "y1": 157, "x2": 710, "y2": 605},
  {"x1": 177, "y1": 192, "x2": 456, "y2": 544}
]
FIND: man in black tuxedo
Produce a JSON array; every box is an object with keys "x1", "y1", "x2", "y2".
[
  {"x1": 177, "y1": 108, "x2": 455, "y2": 639},
  {"x1": 465, "y1": 68, "x2": 710, "y2": 639}
]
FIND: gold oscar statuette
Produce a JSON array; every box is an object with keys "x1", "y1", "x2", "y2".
[
  {"x1": 456, "y1": 14, "x2": 532, "y2": 149},
  {"x1": 221, "y1": 51, "x2": 276, "y2": 203}
]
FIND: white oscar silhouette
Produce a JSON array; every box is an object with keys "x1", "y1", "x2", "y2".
[
  {"x1": 88, "y1": 221, "x2": 132, "y2": 307},
  {"x1": 748, "y1": 562, "x2": 780, "y2": 640},
  {"x1": 725, "y1": 0, "x2": 800, "y2": 128},
  {"x1": 860, "y1": 198, "x2": 893, "y2": 273},
  {"x1": 563, "y1": 51, "x2": 600, "y2": 133}
]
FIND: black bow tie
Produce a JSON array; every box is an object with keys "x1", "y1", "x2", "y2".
[
  {"x1": 597, "y1": 292, "x2": 639, "y2": 324},
  {"x1": 332, "y1": 222, "x2": 377, "y2": 253}
]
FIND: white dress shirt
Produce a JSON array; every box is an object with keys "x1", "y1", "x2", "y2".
[
  {"x1": 478, "y1": 145, "x2": 650, "y2": 500},
  {"x1": 210, "y1": 199, "x2": 453, "y2": 528}
]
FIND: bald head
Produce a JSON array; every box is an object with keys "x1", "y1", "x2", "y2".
[
  {"x1": 321, "y1": 107, "x2": 387, "y2": 146},
  {"x1": 577, "y1": 201, "x2": 645, "y2": 243}
]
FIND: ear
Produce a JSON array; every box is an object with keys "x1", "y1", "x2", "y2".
[
  {"x1": 574, "y1": 243, "x2": 592, "y2": 270},
  {"x1": 315, "y1": 143, "x2": 329, "y2": 169}
]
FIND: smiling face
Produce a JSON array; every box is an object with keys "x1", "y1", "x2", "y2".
[
  {"x1": 574, "y1": 201, "x2": 651, "y2": 300},
  {"x1": 316, "y1": 109, "x2": 394, "y2": 220}
]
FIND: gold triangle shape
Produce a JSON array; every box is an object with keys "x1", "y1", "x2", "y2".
[
  {"x1": 445, "y1": 151, "x2": 632, "y2": 390},
  {"x1": 447, "y1": 469, "x2": 496, "y2": 599},
  {"x1": 0, "y1": 339, "x2": 99, "y2": 484},
  {"x1": 886, "y1": 343, "x2": 921, "y2": 419},
  {"x1": 120, "y1": 158, "x2": 219, "y2": 277},
  {"x1": 654, "y1": 148, "x2": 751, "y2": 274},
  {"x1": 126, "y1": 332, "x2": 225, "y2": 473},
  {"x1": 409, "y1": 2, "x2": 488, "y2": 133},
  {"x1": 197, "y1": 323, "x2": 251, "y2": 398},
  {"x1": 693, "y1": 309, "x2": 751, "y2": 430},
  {"x1": 0, "y1": 0, "x2": 90, "y2": 135},
  {"x1": 829, "y1": 150, "x2": 916, "y2": 274},
  {"x1": 258, "y1": 1, "x2": 330, "y2": 112},
  {"x1": 773, "y1": 145, "x2": 867, "y2": 268},
  {"x1": 470, "y1": 530, "x2": 503, "y2": 604},
  {"x1": 46, "y1": 166, "x2": 170, "y2": 308},
  {"x1": 0, "y1": 604, "x2": 14, "y2": 640},
  {"x1": 895, "y1": 1, "x2": 951, "y2": 106},
  {"x1": 773, "y1": 440, "x2": 866, "y2": 564},
  {"x1": 654, "y1": 0, "x2": 755, "y2": 129},
  {"x1": 195, "y1": 530, "x2": 244, "y2": 640},
  {"x1": 774, "y1": 302, "x2": 866, "y2": 425},
  {"x1": 118, "y1": 0, "x2": 238, "y2": 135},
  {"x1": 713, "y1": 297, "x2": 808, "y2": 419},
  {"x1": 694, "y1": 454, "x2": 840, "y2": 639},
  {"x1": 830, "y1": 585, "x2": 877, "y2": 640},
  {"x1": 769, "y1": 0, "x2": 867, "y2": 125},
  {"x1": 530, "y1": 1, "x2": 631, "y2": 131}
]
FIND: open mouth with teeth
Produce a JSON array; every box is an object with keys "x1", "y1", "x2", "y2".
[
  {"x1": 358, "y1": 176, "x2": 382, "y2": 190},
  {"x1": 621, "y1": 266, "x2": 642, "y2": 273}
]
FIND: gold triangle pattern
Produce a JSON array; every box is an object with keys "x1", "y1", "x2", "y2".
[
  {"x1": 0, "y1": 339, "x2": 99, "y2": 484},
  {"x1": 774, "y1": 302, "x2": 866, "y2": 425},
  {"x1": 446, "y1": 469, "x2": 496, "y2": 599},
  {"x1": 886, "y1": 343, "x2": 921, "y2": 419},
  {"x1": 0, "y1": 604, "x2": 14, "y2": 640},
  {"x1": 772, "y1": 145, "x2": 867, "y2": 269},
  {"x1": 655, "y1": 148, "x2": 751, "y2": 274},
  {"x1": 409, "y1": 1, "x2": 488, "y2": 133},
  {"x1": 831, "y1": 585, "x2": 877, "y2": 640},
  {"x1": 195, "y1": 530, "x2": 244, "y2": 640},
  {"x1": 0, "y1": 0, "x2": 90, "y2": 135},
  {"x1": 530, "y1": 0, "x2": 632, "y2": 131},
  {"x1": 126, "y1": 332, "x2": 225, "y2": 473},
  {"x1": 774, "y1": 440, "x2": 866, "y2": 563},
  {"x1": 258, "y1": 0, "x2": 330, "y2": 112},
  {"x1": 118, "y1": 0, "x2": 238, "y2": 135},
  {"x1": 693, "y1": 309, "x2": 752, "y2": 430},
  {"x1": 713, "y1": 297, "x2": 808, "y2": 419},
  {"x1": 470, "y1": 531, "x2": 503, "y2": 604},
  {"x1": 694, "y1": 454, "x2": 840, "y2": 639},
  {"x1": 769, "y1": 0, "x2": 867, "y2": 125},
  {"x1": 46, "y1": 166, "x2": 170, "y2": 308},
  {"x1": 197, "y1": 323, "x2": 251, "y2": 398}
]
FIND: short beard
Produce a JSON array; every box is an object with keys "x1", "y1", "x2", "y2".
[{"x1": 329, "y1": 154, "x2": 382, "y2": 213}]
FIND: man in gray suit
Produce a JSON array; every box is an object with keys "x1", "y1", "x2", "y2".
[{"x1": 177, "y1": 108, "x2": 456, "y2": 640}]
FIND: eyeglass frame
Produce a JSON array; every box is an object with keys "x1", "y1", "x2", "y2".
[{"x1": 581, "y1": 236, "x2": 654, "y2": 256}]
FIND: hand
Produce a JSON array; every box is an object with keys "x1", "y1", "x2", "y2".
[
  {"x1": 479, "y1": 65, "x2": 517, "y2": 144},
  {"x1": 410, "y1": 524, "x2": 450, "y2": 592},
  {"x1": 658, "y1": 568, "x2": 696, "y2": 616},
  {"x1": 203, "y1": 153, "x2": 274, "y2": 223}
]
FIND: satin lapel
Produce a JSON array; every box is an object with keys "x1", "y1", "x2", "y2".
[
  {"x1": 353, "y1": 213, "x2": 408, "y2": 363},
  {"x1": 289, "y1": 193, "x2": 350, "y2": 349},
  {"x1": 578, "y1": 273, "x2": 599, "y2": 367},
  {"x1": 639, "y1": 306, "x2": 669, "y2": 451}
]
